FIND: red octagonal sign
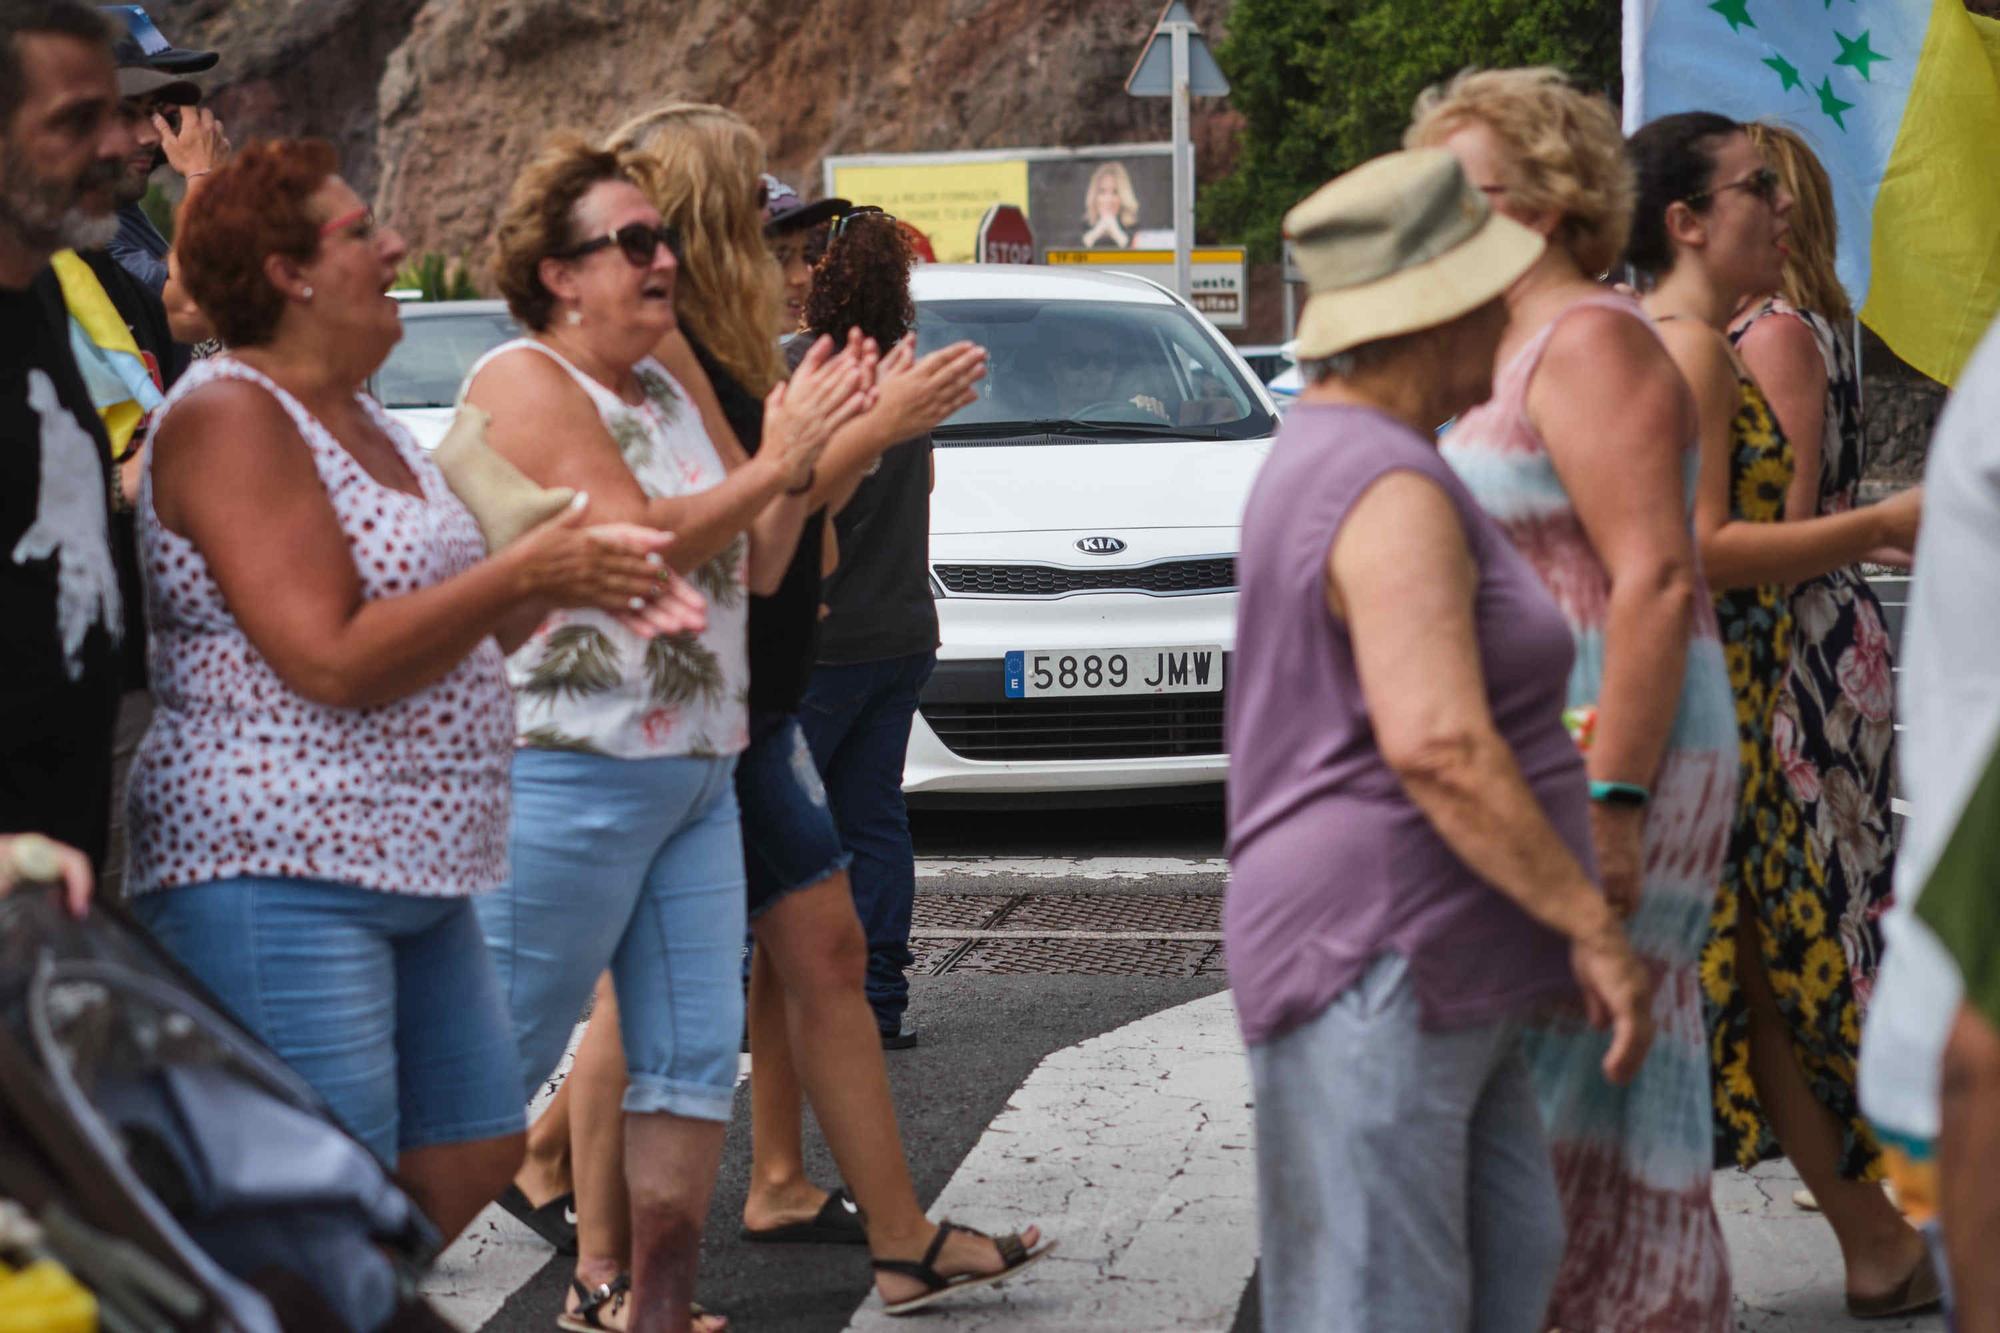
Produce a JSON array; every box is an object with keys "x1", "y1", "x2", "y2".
[{"x1": 976, "y1": 203, "x2": 1036, "y2": 265}]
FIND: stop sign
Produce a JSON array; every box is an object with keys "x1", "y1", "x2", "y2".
[{"x1": 976, "y1": 204, "x2": 1036, "y2": 265}]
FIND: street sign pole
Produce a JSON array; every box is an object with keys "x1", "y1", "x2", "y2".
[
  {"x1": 1171, "y1": 22, "x2": 1192, "y2": 303},
  {"x1": 1125, "y1": 2, "x2": 1228, "y2": 308}
]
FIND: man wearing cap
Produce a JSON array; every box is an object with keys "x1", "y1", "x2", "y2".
[
  {"x1": 1223, "y1": 148, "x2": 1654, "y2": 1331},
  {"x1": 101, "y1": 5, "x2": 226, "y2": 305},
  {"x1": 763, "y1": 173, "x2": 847, "y2": 334}
]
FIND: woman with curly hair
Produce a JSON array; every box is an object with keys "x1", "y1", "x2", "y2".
[
  {"x1": 1409, "y1": 67, "x2": 1739, "y2": 1330},
  {"x1": 602, "y1": 102, "x2": 1049, "y2": 1317},
  {"x1": 1627, "y1": 111, "x2": 1934, "y2": 1319}
]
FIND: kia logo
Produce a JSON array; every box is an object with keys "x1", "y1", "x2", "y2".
[{"x1": 1076, "y1": 536, "x2": 1127, "y2": 555}]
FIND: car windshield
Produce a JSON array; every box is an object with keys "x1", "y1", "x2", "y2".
[
  {"x1": 372, "y1": 308, "x2": 520, "y2": 408},
  {"x1": 913, "y1": 298, "x2": 1277, "y2": 443}
]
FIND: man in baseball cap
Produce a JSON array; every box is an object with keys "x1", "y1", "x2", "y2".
[
  {"x1": 102, "y1": 6, "x2": 226, "y2": 304},
  {"x1": 763, "y1": 174, "x2": 849, "y2": 332}
]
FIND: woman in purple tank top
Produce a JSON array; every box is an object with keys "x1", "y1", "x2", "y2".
[{"x1": 1226, "y1": 148, "x2": 1655, "y2": 1333}]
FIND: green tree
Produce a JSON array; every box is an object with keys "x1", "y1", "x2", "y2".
[
  {"x1": 394, "y1": 252, "x2": 480, "y2": 302},
  {"x1": 1203, "y1": 0, "x2": 1621, "y2": 260}
]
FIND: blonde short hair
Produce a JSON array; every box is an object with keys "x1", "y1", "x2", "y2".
[
  {"x1": 1406, "y1": 67, "x2": 1632, "y2": 278},
  {"x1": 1746, "y1": 122, "x2": 1853, "y2": 326},
  {"x1": 490, "y1": 133, "x2": 654, "y2": 332},
  {"x1": 604, "y1": 101, "x2": 785, "y2": 396}
]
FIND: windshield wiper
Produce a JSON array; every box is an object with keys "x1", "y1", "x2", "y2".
[{"x1": 934, "y1": 417, "x2": 1220, "y2": 441}]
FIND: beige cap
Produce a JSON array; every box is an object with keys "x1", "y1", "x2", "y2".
[{"x1": 1285, "y1": 148, "x2": 1543, "y2": 360}]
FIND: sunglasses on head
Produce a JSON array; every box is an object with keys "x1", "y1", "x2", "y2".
[
  {"x1": 1686, "y1": 166, "x2": 1781, "y2": 209},
  {"x1": 830, "y1": 205, "x2": 894, "y2": 239},
  {"x1": 562, "y1": 222, "x2": 682, "y2": 267}
]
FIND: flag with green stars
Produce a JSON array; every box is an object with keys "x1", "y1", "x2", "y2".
[{"x1": 1625, "y1": 0, "x2": 2000, "y2": 384}]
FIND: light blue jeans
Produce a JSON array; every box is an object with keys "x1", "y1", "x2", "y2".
[
  {"x1": 1246, "y1": 953, "x2": 1565, "y2": 1333},
  {"x1": 132, "y1": 877, "x2": 526, "y2": 1166},
  {"x1": 476, "y1": 748, "x2": 746, "y2": 1123}
]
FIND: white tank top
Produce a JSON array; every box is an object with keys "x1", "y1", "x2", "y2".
[
  {"x1": 464, "y1": 339, "x2": 750, "y2": 760},
  {"x1": 129, "y1": 355, "x2": 514, "y2": 898}
]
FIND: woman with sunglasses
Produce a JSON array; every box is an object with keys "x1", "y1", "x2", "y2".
[
  {"x1": 463, "y1": 133, "x2": 871, "y2": 1333},
  {"x1": 1728, "y1": 123, "x2": 1902, "y2": 1032},
  {"x1": 1628, "y1": 113, "x2": 1934, "y2": 1319},
  {"x1": 124, "y1": 140, "x2": 701, "y2": 1254}
]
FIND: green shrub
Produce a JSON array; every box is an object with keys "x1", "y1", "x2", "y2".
[
  {"x1": 394, "y1": 252, "x2": 480, "y2": 302},
  {"x1": 140, "y1": 181, "x2": 176, "y2": 242},
  {"x1": 1202, "y1": 0, "x2": 1621, "y2": 261}
]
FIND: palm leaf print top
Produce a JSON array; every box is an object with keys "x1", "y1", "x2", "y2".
[{"x1": 466, "y1": 339, "x2": 751, "y2": 760}]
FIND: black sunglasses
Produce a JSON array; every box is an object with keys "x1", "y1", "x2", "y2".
[
  {"x1": 562, "y1": 222, "x2": 682, "y2": 267},
  {"x1": 1686, "y1": 166, "x2": 1781, "y2": 209},
  {"x1": 830, "y1": 205, "x2": 894, "y2": 240}
]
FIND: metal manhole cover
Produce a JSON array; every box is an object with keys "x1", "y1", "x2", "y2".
[
  {"x1": 913, "y1": 894, "x2": 1010, "y2": 930},
  {"x1": 1194, "y1": 944, "x2": 1228, "y2": 976},
  {"x1": 908, "y1": 937, "x2": 960, "y2": 976},
  {"x1": 948, "y1": 936, "x2": 1213, "y2": 977},
  {"x1": 1001, "y1": 894, "x2": 1221, "y2": 933}
]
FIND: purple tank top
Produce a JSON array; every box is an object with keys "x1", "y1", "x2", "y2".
[{"x1": 1224, "y1": 404, "x2": 1589, "y2": 1044}]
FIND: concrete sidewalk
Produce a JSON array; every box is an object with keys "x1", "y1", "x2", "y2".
[{"x1": 1720, "y1": 1161, "x2": 1945, "y2": 1331}]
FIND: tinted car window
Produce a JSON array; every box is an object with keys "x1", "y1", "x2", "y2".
[
  {"x1": 913, "y1": 299, "x2": 1277, "y2": 442},
  {"x1": 372, "y1": 309, "x2": 519, "y2": 408}
]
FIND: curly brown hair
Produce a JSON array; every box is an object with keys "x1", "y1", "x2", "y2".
[
  {"x1": 491, "y1": 132, "x2": 654, "y2": 332},
  {"x1": 803, "y1": 211, "x2": 914, "y2": 348},
  {"x1": 176, "y1": 138, "x2": 339, "y2": 348}
]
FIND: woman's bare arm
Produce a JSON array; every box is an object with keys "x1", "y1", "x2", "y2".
[{"x1": 1734, "y1": 311, "x2": 1828, "y2": 524}]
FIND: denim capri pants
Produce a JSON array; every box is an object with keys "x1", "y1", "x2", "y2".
[
  {"x1": 132, "y1": 877, "x2": 528, "y2": 1166},
  {"x1": 476, "y1": 748, "x2": 746, "y2": 1123}
]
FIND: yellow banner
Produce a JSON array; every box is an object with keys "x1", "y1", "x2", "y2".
[
  {"x1": 829, "y1": 161, "x2": 1030, "y2": 264},
  {"x1": 1045, "y1": 248, "x2": 1246, "y2": 265}
]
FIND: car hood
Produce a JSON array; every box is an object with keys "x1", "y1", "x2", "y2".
[{"x1": 932, "y1": 438, "x2": 1271, "y2": 535}]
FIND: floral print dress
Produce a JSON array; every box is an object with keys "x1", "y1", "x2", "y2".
[
  {"x1": 1700, "y1": 367, "x2": 1882, "y2": 1180},
  {"x1": 1732, "y1": 299, "x2": 1897, "y2": 1009}
]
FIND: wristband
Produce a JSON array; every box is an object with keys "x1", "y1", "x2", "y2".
[
  {"x1": 784, "y1": 465, "x2": 815, "y2": 497},
  {"x1": 1588, "y1": 780, "x2": 1649, "y2": 809}
]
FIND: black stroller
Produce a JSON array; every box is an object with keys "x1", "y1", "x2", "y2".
[{"x1": 0, "y1": 883, "x2": 455, "y2": 1332}]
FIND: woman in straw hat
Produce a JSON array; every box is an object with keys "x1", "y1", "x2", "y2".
[
  {"x1": 1223, "y1": 147, "x2": 1655, "y2": 1332},
  {"x1": 1407, "y1": 67, "x2": 1738, "y2": 1330},
  {"x1": 1626, "y1": 111, "x2": 1932, "y2": 1320}
]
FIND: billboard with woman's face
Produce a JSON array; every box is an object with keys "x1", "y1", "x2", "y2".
[{"x1": 824, "y1": 145, "x2": 1178, "y2": 263}]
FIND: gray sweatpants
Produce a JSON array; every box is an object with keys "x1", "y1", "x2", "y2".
[{"x1": 1246, "y1": 953, "x2": 1565, "y2": 1333}]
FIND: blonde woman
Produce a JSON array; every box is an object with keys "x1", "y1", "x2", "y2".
[
  {"x1": 1408, "y1": 68, "x2": 1739, "y2": 1331},
  {"x1": 1080, "y1": 160, "x2": 1139, "y2": 248},
  {"x1": 1728, "y1": 124, "x2": 1899, "y2": 1021},
  {"x1": 600, "y1": 102, "x2": 1041, "y2": 1319}
]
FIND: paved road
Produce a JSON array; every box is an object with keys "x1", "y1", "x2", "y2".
[{"x1": 427, "y1": 801, "x2": 1942, "y2": 1332}]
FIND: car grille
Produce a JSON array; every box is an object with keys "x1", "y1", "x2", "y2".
[
  {"x1": 921, "y1": 695, "x2": 1227, "y2": 761},
  {"x1": 932, "y1": 557, "x2": 1235, "y2": 598}
]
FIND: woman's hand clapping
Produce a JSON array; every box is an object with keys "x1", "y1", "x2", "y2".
[
  {"x1": 510, "y1": 496, "x2": 707, "y2": 638},
  {"x1": 870, "y1": 337, "x2": 987, "y2": 442},
  {"x1": 762, "y1": 331, "x2": 880, "y2": 490}
]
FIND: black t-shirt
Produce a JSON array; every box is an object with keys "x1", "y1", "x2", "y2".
[
  {"x1": 819, "y1": 426, "x2": 938, "y2": 666},
  {"x1": 0, "y1": 270, "x2": 126, "y2": 865},
  {"x1": 686, "y1": 336, "x2": 825, "y2": 716}
]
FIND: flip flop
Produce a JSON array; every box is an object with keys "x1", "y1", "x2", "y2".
[
  {"x1": 555, "y1": 1275, "x2": 727, "y2": 1332},
  {"x1": 1846, "y1": 1250, "x2": 1944, "y2": 1320},
  {"x1": 872, "y1": 1220, "x2": 1055, "y2": 1316},
  {"x1": 739, "y1": 1187, "x2": 867, "y2": 1245},
  {"x1": 498, "y1": 1183, "x2": 578, "y2": 1255}
]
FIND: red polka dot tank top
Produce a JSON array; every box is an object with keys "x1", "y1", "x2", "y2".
[{"x1": 126, "y1": 356, "x2": 515, "y2": 899}]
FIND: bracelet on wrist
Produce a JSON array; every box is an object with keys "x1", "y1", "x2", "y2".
[
  {"x1": 1588, "y1": 780, "x2": 1650, "y2": 809},
  {"x1": 784, "y1": 465, "x2": 815, "y2": 497}
]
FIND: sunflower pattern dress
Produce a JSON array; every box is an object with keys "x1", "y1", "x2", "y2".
[
  {"x1": 1700, "y1": 366, "x2": 1882, "y2": 1180},
  {"x1": 1443, "y1": 294, "x2": 1739, "y2": 1332},
  {"x1": 1731, "y1": 298, "x2": 1897, "y2": 1009}
]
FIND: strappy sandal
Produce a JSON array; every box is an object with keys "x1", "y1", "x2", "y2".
[
  {"x1": 1847, "y1": 1250, "x2": 1944, "y2": 1320},
  {"x1": 871, "y1": 1220, "x2": 1055, "y2": 1317},
  {"x1": 556, "y1": 1275, "x2": 728, "y2": 1332},
  {"x1": 498, "y1": 1183, "x2": 578, "y2": 1255}
]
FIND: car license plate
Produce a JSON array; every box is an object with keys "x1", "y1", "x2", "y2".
[{"x1": 1004, "y1": 647, "x2": 1223, "y2": 699}]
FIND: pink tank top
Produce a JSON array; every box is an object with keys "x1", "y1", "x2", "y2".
[{"x1": 127, "y1": 357, "x2": 515, "y2": 898}]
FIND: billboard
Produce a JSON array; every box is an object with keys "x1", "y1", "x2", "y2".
[{"x1": 824, "y1": 144, "x2": 1176, "y2": 264}]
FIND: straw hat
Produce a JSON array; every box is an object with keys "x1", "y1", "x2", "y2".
[{"x1": 1285, "y1": 148, "x2": 1544, "y2": 360}]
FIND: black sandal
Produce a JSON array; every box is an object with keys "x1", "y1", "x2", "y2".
[
  {"x1": 498, "y1": 1183, "x2": 578, "y2": 1255},
  {"x1": 556, "y1": 1274, "x2": 728, "y2": 1332},
  {"x1": 739, "y1": 1187, "x2": 868, "y2": 1245},
  {"x1": 871, "y1": 1220, "x2": 1055, "y2": 1316}
]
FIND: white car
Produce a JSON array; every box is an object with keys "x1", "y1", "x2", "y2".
[
  {"x1": 906, "y1": 265, "x2": 1275, "y2": 803},
  {"x1": 373, "y1": 271, "x2": 1279, "y2": 802}
]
